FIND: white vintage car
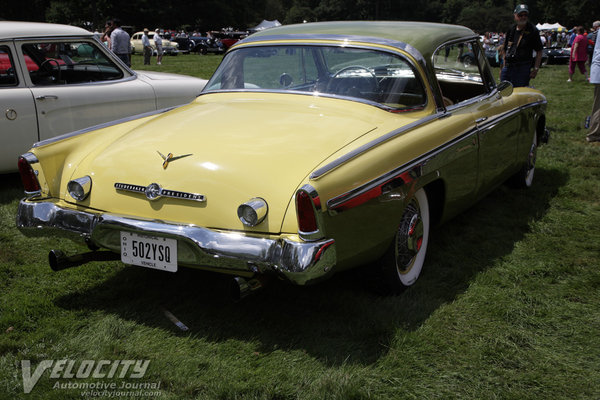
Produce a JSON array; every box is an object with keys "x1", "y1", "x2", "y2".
[
  {"x1": 130, "y1": 31, "x2": 179, "y2": 55},
  {"x1": 0, "y1": 21, "x2": 206, "y2": 173}
]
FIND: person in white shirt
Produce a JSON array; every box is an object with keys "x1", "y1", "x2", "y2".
[
  {"x1": 142, "y1": 28, "x2": 152, "y2": 65},
  {"x1": 109, "y1": 18, "x2": 131, "y2": 67},
  {"x1": 154, "y1": 29, "x2": 163, "y2": 65},
  {"x1": 587, "y1": 32, "x2": 600, "y2": 142}
]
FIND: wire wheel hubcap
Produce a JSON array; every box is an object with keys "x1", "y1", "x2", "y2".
[{"x1": 395, "y1": 200, "x2": 423, "y2": 274}]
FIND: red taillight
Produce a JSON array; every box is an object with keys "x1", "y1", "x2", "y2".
[
  {"x1": 296, "y1": 190, "x2": 318, "y2": 233},
  {"x1": 18, "y1": 155, "x2": 41, "y2": 193}
]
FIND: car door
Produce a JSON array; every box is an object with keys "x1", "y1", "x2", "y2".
[
  {"x1": 435, "y1": 39, "x2": 520, "y2": 198},
  {"x1": 0, "y1": 42, "x2": 38, "y2": 173},
  {"x1": 19, "y1": 39, "x2": 156, "y2": 142},
  {"x1": 469, "y1": 42, "x2": 522, "y2": 192}
]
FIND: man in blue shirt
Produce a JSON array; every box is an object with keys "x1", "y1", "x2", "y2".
[{"x1": 110, "y1": 18, "x2": 131, "y2": 67}]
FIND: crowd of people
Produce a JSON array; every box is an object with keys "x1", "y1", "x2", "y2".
[
  {"x1": 97, "y1": 19, "x2": 167, "y2": 66},
  {"x1": 480, "y1": 4, "x2": 599, "y2": 143}
]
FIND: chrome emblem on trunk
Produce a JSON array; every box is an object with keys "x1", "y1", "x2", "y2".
[
  {"x1": 115, "y1": 183, "x2": 206, "y2": 202},
  {"x1": 145, "y1": 183, "x2": 162, "y2": 200},
  {"x1": 157, "y1": 151, "x2": 192, "y2": 169}
]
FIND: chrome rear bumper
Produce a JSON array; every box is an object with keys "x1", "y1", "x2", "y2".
[{"x1": 16, "y1": 199, "x2": 336, "y2": 285}]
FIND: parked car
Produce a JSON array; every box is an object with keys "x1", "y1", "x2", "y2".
[
  {"x1": 189, "y1": 36, "x2": 225, "y2": 55},
  {"x1": 542, "y1": 46, "x2": 571, "y2": 65},
  {"x1": 130, "y1": 31, "x2": 179, "y2": 56},
  {"x1": 171, "y1": 35, "x2": 194, "y2": 54},
  {"x1": 0, "y1": 21, "x2": 206, "y2": 173},
  {"x1": 209, "y1": 30, "x2": 248, "y2": 49},
  {"x1": 16, "y1": 21, "x2": 548, "y2": 297},
  {"x1": 459, "y1": 44, "x2": 501, "y2": 67}
]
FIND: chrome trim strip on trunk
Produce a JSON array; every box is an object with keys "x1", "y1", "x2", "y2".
[
  {"x1": 32, "y1": 105, "x2": 180, "y2": 148},
  {"x1": 16, "y1": 199, "x2": 336, "y2": 285},
  {"x1": 310, "y1": 113, "x2": 446, "y2": 180}
]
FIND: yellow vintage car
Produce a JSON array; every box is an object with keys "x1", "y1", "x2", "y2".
[{"x1": 16, "y1": 21, "x2": 548, "y2": 297}]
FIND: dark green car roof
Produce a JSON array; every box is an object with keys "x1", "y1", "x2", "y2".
[{"x1": 246, "y1": 21, "x2": 477, "y2": 60}]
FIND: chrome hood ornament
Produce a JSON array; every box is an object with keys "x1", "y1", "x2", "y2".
[{"x1": 157, "y1": 151, "x2": 192, "y2": 169}]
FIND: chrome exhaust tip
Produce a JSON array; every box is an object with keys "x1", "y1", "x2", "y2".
[
  {"x1": 230, "y1": 277, "x2": 264, "y2": 302},
  {"x1": 49, "y1": 249, "x2": 72, "y2": 271}
]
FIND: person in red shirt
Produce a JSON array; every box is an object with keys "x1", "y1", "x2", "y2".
[{"x1": 568, "y1": 26, "x2": 589, "y2": 82}]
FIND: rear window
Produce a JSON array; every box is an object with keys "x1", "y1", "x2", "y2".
[{"x1": 205, "y1": 45, "x2": 427, "y2": 111}]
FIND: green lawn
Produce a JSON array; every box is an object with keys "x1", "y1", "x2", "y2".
[{"x1": 1, "y1": 56, "x2": 599, "y2": 399}]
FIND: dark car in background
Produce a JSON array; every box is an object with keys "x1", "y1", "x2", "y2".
[
  {"x1": 542, "y1": 46, "x2": 570, "y2": 65},
  {"x1": 460, "y1": 45, "x2": 501, "y2": 68},
  {"x1": 189, "y1": 36, "x2": 226, "y2": 55},
  {"x1": 172, "y1": 35, "x2": 194, "y2": 54}
]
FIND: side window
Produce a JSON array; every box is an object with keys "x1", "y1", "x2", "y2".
[
  {"x1": 433, "y1": 40, "x2": 489, "y2": 106},
  {"x1": 21, "y1": 41, "x2": 124, "y2": 86},
  {"x1": 0, "y1": 46, "x2": 18, "y2": 86}
]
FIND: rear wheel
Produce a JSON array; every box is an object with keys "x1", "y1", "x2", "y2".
[
  {"x1": 509, "y1": 130, "x2": 537, "y2": 188},
  {"x1": 377, "y1": 188, "x2": 430, "y2": 294}
]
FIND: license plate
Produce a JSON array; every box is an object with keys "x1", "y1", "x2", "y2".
[{"x1": 120, "y1": 231, "x2": 177, "y2": 272}]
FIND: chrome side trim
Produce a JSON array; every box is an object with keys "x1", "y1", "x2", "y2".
[
  {"x1": 326, "y1": 126, "x2": 477, "y2": 211},
  {"x1": 21, "y1": 152, "x2": 39, "y2": 164},
  {"x1": 324, "y1": 99, "x2": 546, "y2": 211},
  {"x1": 16, "y1": 200, "x2": 336, "y2": 285},
  {"x1": 310, "y1": 113, "x2": 445, "y2": 180},
  {"x1": 32, "y1": 105, "x2": 179, "y2": 148}
]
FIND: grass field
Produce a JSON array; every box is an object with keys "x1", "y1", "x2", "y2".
[{"x1": 1, "y1": 53, "x2": 599, "y2": 399}]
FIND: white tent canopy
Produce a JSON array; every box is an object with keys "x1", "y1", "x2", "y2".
[
  {"x1": 536, "y1": 22, "x2": 566, "y2": 31},
  {"x1": 249, "y1": 20, "x2": 282, "y2": 33}
]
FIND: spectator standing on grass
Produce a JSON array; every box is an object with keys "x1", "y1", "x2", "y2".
[
  {"x1": 588, "y1": 21, "x2": 600, "y2": 69},
  {"x1": 154, "y1": 29, "x2": 163, "y2": 65},
  {"x1": 586, "y1": 32, "x2": 600, "y2": 142},
  {"x1": 100, "y1": 20, "x2": 113, "y2": 48},
  {"x1": 110, "y1": 18, "x2": 131, "y2": 67},
  {"x1": 142, "y1": 28, "x2": 152, "y2": 65},
  {"x1": 501, "y1": 4, "x2": 543, "y2": 87},
  {"x1": 568, "y1": 26, "x2": 588, "y2": 82}
]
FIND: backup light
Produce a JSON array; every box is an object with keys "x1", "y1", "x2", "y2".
[
  {"x1": 67, "y1": 176, "x2": 92, "y2": 201},
  {"x1": 237, "y1": 198, "x2": 268, "y2": 227}
]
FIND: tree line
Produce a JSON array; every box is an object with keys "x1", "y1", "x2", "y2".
[{"x1": 3, "y1": 0, "x2": 600, "y2": 34}]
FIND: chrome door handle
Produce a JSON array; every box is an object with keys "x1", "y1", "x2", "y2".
[
  {"x1": 35, "y1": 95, "x2": 59, "y2": 100},
  {"x1": 475, "y1": 117, "x2": 487, "y2": 124}
]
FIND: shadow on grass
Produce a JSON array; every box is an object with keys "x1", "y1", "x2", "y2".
[
  {"x1": 0, "y1": 173, "x2": 24, "y2": 205},
  {"x1": 54, "y1": 167, "x2": 567, "y2": 367}
]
